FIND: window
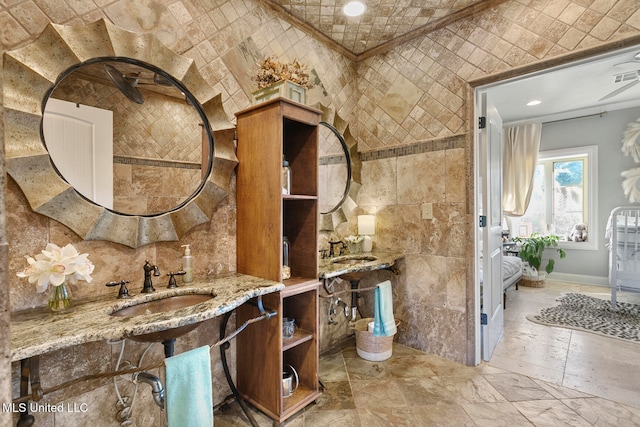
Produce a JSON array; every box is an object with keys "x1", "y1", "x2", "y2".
[{"x1": 509, "y1": 145, "x2": 598, "y2": 250}]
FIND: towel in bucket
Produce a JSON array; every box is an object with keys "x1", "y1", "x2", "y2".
[
  {"x1": 165, "y1": 345, "x2": 213, "y2": 427},
  {"x1": 373, "y1": 280, "x2": 396, "y2": 337}
]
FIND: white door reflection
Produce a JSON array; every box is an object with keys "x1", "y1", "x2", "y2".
[{"x1": 43, "y1": 98, "x2": 114, "y2": 209}]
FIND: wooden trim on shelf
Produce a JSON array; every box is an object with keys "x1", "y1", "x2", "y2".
[{"x1": 282, "y1": 329, "x2": 313, "y2": 351}]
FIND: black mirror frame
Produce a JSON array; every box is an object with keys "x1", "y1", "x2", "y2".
[{"x1": 4, "y1": 19, "x2": 237, "y2": 248}]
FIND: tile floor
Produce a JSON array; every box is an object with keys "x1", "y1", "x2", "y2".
[{"x1": 215, "y1": 280, "x2": 640, "y2": 426}]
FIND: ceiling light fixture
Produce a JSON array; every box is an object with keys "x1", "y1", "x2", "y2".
[
  {"x1": 343, "y1": 1, "x2": 366, "y2": 17},
  {"x1": 527, "y1": 100, "x2": 541, "y2": 106}
]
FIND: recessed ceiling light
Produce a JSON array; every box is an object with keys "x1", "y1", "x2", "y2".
[
  {"x1": 343, "y1": 1, "x2": 366, "y2": 17},
  {"x1": 527, "y1": 100, "x2": 541, "y2": 106}
]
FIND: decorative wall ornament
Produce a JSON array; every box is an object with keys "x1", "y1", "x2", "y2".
[
  {"x1": 621, "y1": 117, "x2": 640, "y2": 163},
  {"x1": 3, "y1": 19, "x2": 238, "y2": 248},
  {"x1": 620, "y1": 117, "x2": 640, "y2": 203},
  {"x1": 621, "y1": 167, "x2": 640, "y2": 203}
]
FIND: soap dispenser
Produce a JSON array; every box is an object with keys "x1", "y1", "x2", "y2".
[{"x1": 181, "y1": 244, "x2": 193, "y2": 283}]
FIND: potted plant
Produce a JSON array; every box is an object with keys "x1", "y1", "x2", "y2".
[{"x1": 513, "y1": 233, "x2": 566, "y2": 287}]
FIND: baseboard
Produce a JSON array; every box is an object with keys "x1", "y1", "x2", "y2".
[{"x1": 548, "y1": 272, "x2": 609, "y2": 286}]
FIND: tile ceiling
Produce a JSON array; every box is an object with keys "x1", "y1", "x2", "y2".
[{"x1": 264, "y1": 0, "x2": 491, "y2": 56}]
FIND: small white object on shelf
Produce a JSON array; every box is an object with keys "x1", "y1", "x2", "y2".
[{"x1": 358, "y1": 215, "x2": 376, "y2": 252}]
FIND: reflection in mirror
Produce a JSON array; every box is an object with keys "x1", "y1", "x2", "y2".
[
  {"x1": 319, "y1": 122, "x2": 351, "y2": 214},
  {"x1": 42, "y1": 59, "x2": 207, "y2": 216}
]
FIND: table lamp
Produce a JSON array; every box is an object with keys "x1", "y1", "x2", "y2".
[{"x1": 358, "y1": 215, "x2": 376, "y2": 252}]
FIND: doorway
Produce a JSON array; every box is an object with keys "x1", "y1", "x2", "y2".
[{"x1": 472, "y1": 35, "x2": 640, "y2": 365}]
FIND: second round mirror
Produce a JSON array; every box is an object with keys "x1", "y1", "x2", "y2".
[{"x1": 319, "y1": 122, "x2": 351, "y2": 215}]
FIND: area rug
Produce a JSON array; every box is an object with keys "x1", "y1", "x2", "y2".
[{"x1": 526, "y1": 293, "x2": 640, "y2": 342}]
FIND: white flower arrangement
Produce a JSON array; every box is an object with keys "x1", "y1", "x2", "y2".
[
  {"x1": 17, "y1": 243, "x2": 94, "y2": 293},
  {"x1": 344, "y1": 235, "x2": 364, "y2": 244}
]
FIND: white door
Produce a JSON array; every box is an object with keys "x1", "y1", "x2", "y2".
[
  {"x1": 478, "y1": 94, "x2": 504, "y2": 362},
  {"x1": 43, "y1": 98, "x2": 114, "y2": 209}
]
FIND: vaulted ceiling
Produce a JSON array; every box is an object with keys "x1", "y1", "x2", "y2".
[
  {"x1": 262, "y1": 0, "x2": 640, "y2": 122},
  {"x1": 262, "y1": 0, "x2": 505, "y2": 58}
]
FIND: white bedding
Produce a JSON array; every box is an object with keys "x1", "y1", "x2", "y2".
[
  {"x1": 479, "y1": 255, "x2": 523, "y2": 288},
  {"x1": 503, "y1": 256, "x2": 523, "y2": 281}
]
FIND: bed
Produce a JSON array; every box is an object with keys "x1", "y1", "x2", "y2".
[
  {"x1": 480, "y1": 254, "x2": 523, "y2": 309},
  {"x1": 606, "y1": 206, "x2": 640, "y2": 309},
  {"x1": 502, "y1": 255, "x2": 523, "y2": 308}
]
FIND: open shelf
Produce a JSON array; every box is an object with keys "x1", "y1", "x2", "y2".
[
  {"x1": 283, "y1": 194, "x2": 318, "y2": 200},
  {"x1": 236, "y1": 98, "x2": 321, "y2": 425},
  {"x1": 282, "y1": 328, "x2": 313, "y2": 351}
]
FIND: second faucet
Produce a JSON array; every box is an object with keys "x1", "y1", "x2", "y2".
[{"x1": 142, "y1": 260, "x2": 160, "y2": 293}]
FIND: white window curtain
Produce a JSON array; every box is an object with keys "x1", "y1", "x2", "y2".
[{"x1": 502, "y1": 123, "x2": 542, "y2": 216}]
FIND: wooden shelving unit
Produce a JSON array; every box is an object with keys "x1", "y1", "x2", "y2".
[{"x1": 235, "y1": 98, "x2": 321, "y2": 426}]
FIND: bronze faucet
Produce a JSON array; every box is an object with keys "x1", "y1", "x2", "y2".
[
  {"x1": 106, "y1": 280, "x2": 131, "y2": 299},
  {"x1": 142, "y1": 260, "x2": 160, "y2": 293},
  {"x1": 328, "y1": 240, "x2": 346, "y2": 257}
]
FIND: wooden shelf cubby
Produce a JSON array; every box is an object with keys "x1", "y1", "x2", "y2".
[{"x1": 235, "y1": 98, "x2": 321, "y2": 426}]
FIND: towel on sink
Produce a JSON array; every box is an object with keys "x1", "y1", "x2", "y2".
[
  {"x1": 165, "y1": 345, "x2": 213, "y2": 427},
  {"x1": 373, "y1": 280, "x2": 396, "y2": 337}
]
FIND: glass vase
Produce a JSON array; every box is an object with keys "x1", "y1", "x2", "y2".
[
  {"x1": 347, "y1": 241, "x2": 361, "y2": 254},
  {"x1": 49, "y1": 282, "x2": 72, "y2": 313}
]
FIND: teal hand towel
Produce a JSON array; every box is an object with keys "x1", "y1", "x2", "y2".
[
  {"x1": 373, "y1": 280, "x2": 396, "y2": 337},
  {"x1": 165, "y1": 345, "x2": 213, "y2": 427}
]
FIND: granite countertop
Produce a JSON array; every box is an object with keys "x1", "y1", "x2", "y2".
[
  {"x1": 318, "y1": 251, "x2": 404, "y2": 279},
  {"x1": 10, "y1": 273, "x2": 284, "y2": 362}
]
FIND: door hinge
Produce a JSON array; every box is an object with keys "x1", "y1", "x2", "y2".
[
  {"x1": 481, "y1": 313, "x2": 488, "y2": 325},
  {"x1": 478, "y1": 116, "x2": 486, "y2": 129},
  {"x1": 479, "y1": 215, "x2": 487, "y2": 227}
]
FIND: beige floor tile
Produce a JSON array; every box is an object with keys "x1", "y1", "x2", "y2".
[
  {"x1": 512, "y1": 399, "x2": 591, "y2": 426},
  {"x1": 383, "y1": 354, "x2": 438, "y2": 378},
  {"x1": 461, "y1": 402, "x2": 534, "y2": 426},
  {"x1": 350, "y1": 379, "x2": 407, "y2": 409},
  {"x1": 409, "y1": 403, "x2": 476, "y2": 426},
  {"x1": 486, "y1": 353, "x2": 566, "y2": 385},
  {"x1": 310, "y1": 381, "x2": 355, "y2": 411},
  {"x1": 399, "y1": 375, "x2": 507, "y2": 406},
  {"x1": 356, "y1": 407, "x2": 417, "y2": 426},
  {"x1": 531, "y1": 378, "x2": 594, "y2": 399},
  {"x1": 319, "y1": 350, "x2": 349, "y2": 382},
  {"x1": 482, "y1": 372, "x2": 555, "y2": 402},
  {"x1": 302, "y1": 409, "x2": 361, "y2": 426},
  {"x1": 493, "y1": 281, "x2": 640, "y2": 409},
  {"x1": 216, "y1": 281, "x2": 640, "y2": 426},
  {"x1": 562, "y1": 397, "x2": 640, "y2": 426},
  {"x1": 562, "y1": 372, "x2": 640, "y2": 410}
]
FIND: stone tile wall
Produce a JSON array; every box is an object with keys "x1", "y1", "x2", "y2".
[
  {"x1": 1, "y1": 0, "x2": 640, "y2": 424},
  {"x1": 356, "y1": 0, "x2": 640, "y2": 152},
  {"x1": 112, "y1": 163, "x2": 202, "y2": 215},
  {"x1": 0, "y1": 1, "x2": 356, "y2": 425},
  {"x1": 321, "y1": 135, "x2": 469, "y2": 360},
  {"x1": 349, "y1": 0, "x2": 640, "y2": 365},
  {"x1": 0, "y1": 41, "x2": 10, "y2": 427}
]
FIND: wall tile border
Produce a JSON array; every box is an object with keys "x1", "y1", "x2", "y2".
[{"x1": 359, "y1": 133, "x2": 466, "y2": 162}]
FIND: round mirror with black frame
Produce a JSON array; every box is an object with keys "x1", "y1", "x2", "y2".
[
  {"x1": 4, "y1": 19, "x2": 237, "y2": 248},
  {"x1": 319, "y1": 122, "x2": 351, "y2": 215},
  {"x1": 315, "y1": 107, "x2": 361, "y2": 231},
  {"x1": 41, "y1": 57, "x2": 212, "y2": 217}
]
